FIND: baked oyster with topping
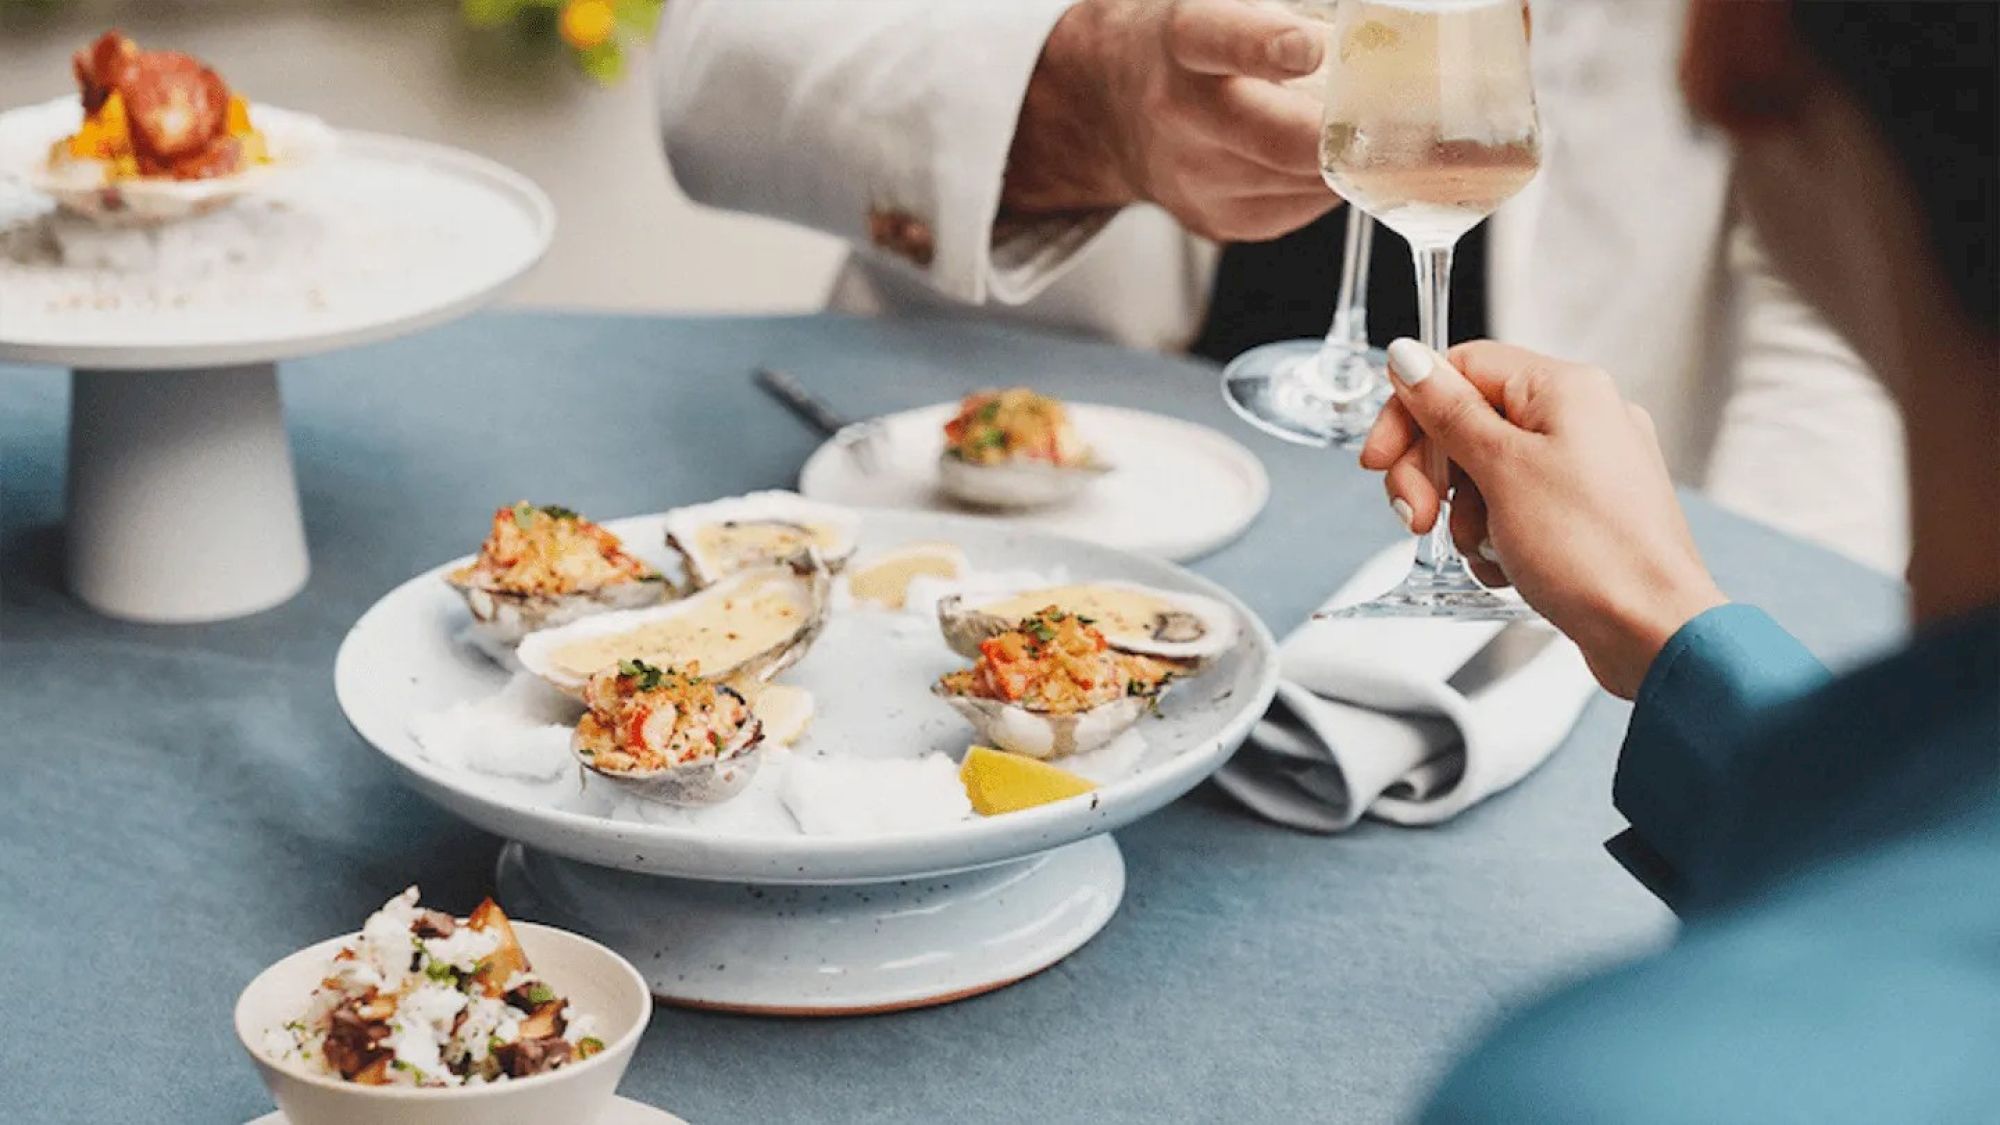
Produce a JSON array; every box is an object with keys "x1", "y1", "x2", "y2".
[
  {"x1": 446, "y1": 502, "x2": 666, "y2": 652},
  {"x1": 516, "y1": 550, "x2": 831, "y2": 697},
  {"x1": 933, "y1": 607, "x2": 1176, "y2": 760},
  {"x1": 572, "y1": 659, "x2": 764, "y2": 806},
  {"x1": 937, "y1": 580, "x2": 1238, "y2": 669},
  {"x1": 663, "y1": 491, "x2": 859, "y2": 589},
  {"x1": 938, "y1": 388, "x2": 1110, "y2": 509}
]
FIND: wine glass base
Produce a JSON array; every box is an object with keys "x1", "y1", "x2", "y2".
[
  {"x1": 1319, "y1": 572, "x2": 1540, "y2": 622},
  {"x1": 1221, "y1": 339, "x2": 1389, "y2": 449}
]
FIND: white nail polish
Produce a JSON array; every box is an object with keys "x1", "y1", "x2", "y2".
[
  {"x1": 1386, "y1": 338, "x2": 1436, "y2": 386},
  {"x1": 1478, "y1": 540, "x2": 1502, "y2": 564},
  {"x1": 1392, "y1": 498, "x2": 1415, "y2": 530}
]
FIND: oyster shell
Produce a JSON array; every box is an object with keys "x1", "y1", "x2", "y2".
[
  {"x1": 573, "y1": 682, "x2": 766, "y2": 807},
  {"x1": 937, "y1": 581, "x2": 1239, "y2": 667},
  {"x1": 663, "y1": 491, "x2": 860, "y2": 589},
  {"x1": 517, "y1": 552, "x2": 832, "y2": 697},
  {"x1": 936, "y1": 452, "x2": 1112, "y2": 510},
  {"x1": 447, "y1": 574, "x2": 666, "y2": 654},
  {"x1": 932, "y1": 686, "x2": 1157, "y2": 760},
  {"x1": 445, "y1": 502, "x2": 668, "y2": 653}
]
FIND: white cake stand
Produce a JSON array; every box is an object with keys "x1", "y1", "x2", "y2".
[
  {"x1": 0, "y1": 119, "x2": 553, "y2": 623},
  {"x1": 336, "y1": 510, "x2": 1280, "y2": 1015}
]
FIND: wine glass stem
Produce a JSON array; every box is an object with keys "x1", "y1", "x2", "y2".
[
  {"x1": 1412, "y1": 241, "x2": 1460, "y2": 572},
  {"x1": 1317, "y1": 208, "x2": 1375, "y2": 396}
]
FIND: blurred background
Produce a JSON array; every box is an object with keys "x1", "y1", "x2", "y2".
[{"x1": 0, "y1": 0, "x2": 845, "y2": 312}]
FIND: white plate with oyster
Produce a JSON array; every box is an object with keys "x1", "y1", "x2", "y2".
[
  {"x1": 335, "y1": 493, "x2": 1276, "y2": 1013},
  {"x1": 797, "y1": 391, "x2": 1270, "y2": 563},
  {"x1": 339, "y1": 492, "x2": 1276, "y2": 881}
]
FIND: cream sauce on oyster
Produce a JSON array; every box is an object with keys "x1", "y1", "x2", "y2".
[
  {"x1": 693, "y1": 521, "x2": 845, "y2": 576},
  {"x1": 971, "y1": 585, "x2": 1202, "y2": 644},
  {"x1": 548, "y1": 573, "x2": 808, "y2": 683}
]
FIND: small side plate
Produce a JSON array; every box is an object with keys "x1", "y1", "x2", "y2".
[{"x1": 799, "y1": 402, "x2": 1270, "y2": 563}]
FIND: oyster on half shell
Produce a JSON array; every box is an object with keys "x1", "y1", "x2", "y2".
[
  {"x1": 663, "y1": 491, "x2": 860, "y2": 589},
  {"x1": 446, "y1": 502, "x2": 667, "y2": 653},
  {"x1": 936, "y1": 388, "x2": 1110, "y2": 510},
  {"x1": 517, "y1": 551, "x2": 832, "y2": 697},
  {"x1": 571, "y1": 661, "x2": 766, "y2": 807},
  {"x1": 932, "y1": 688, "x2": 1158, "y2": 761},
  {"x1": 933, "y1": 607, "x2": 1175, "y2": 760},
  {"x1": 936, "y1": 452, "x2": 1112, "y2": 510},
  {"x1": 937, "y1": 581, "x2": 1239, "y2": 668}
]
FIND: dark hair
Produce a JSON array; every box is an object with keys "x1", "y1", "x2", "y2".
[{"x1": 1791, "y1": 1, "x2": 1998, "y2": 336}]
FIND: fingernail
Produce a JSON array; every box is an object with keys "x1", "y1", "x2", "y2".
[
  {"x1": 1386, "y1": 338, "x2": 1437, "y2": 386},
  {"x1": 1268, "y1": 28, "x2": 1317, "y2": 74},
  {"x1": 1478, "y1": 540, "x2": 1503, "y2": 564},
  {"x1": 1392, "y1": 498, "x2": 1415, "y2": 530}
]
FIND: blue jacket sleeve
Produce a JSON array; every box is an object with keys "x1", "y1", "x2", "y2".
[{"x1": 1607, "y1": 604, "x2": 1829, "y2": 911}]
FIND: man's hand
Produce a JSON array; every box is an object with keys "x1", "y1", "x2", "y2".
[
  {"x1": 1360, "y1": 339, "x2": 1729, "y2": 699},
  {"x1": 1003, "y1": 0, "x2": 1338, "y2": 242}
]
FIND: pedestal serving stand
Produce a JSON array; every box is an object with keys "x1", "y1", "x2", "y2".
[
  {"x1": 0, "y1": 128, "x2": 553, "y2": 622},
  {"x1": 336, "y1": 510, "x2": 1281, "y2": 1016},
  {"x1": 498, "y1": 837, "x2": 1127, "y2": 1015}
]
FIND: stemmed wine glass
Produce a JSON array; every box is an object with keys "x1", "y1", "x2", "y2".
[
  {"x1": 1222, "y1": 1, "x2": 1390, "y2": 449},
  {"x1": 1221, "y1": 208, "x2": 1391, "y2": 448},
  {"x1": 1317, "y1": 0, "x2": 1541, "y2": 621}
]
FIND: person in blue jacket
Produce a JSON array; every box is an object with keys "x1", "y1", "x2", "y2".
[{"x1": 1355, "y1": 2, "x2": 1999, "y2": 1120}]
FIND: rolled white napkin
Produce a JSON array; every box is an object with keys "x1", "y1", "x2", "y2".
[{"x1": 1213, "y1": 542, "x2": 1597, "y2": 833}]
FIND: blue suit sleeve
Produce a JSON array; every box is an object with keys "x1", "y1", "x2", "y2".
[{"x1": 1609, "y1": 604, "x2": 1828, "y2": 910}]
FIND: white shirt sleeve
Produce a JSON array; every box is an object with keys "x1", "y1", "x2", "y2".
[
  {"x1": 656, "y1": 0, "x2": 1109, "y2": 305},
  {"x1": 1699, "y1": 220, "x2": 1911, "y2": 574}
]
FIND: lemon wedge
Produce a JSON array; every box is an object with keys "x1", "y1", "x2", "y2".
[{"x1": 960, "y1": 745, "x2": 1095, "y2": 815}]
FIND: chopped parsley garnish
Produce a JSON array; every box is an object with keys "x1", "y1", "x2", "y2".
[
  {"x1": 1024, "y1": 618, "x2": 1056, "y2": 643},
  {"x1": 977, "y1": 401, "x2": 1002, "y2": 423},
  {"x1": 617, "y1": 658, "x2": 667, "y2": 692},
  {"x1": 512, "y1": 502, "x2": 580, "y2": 529}
]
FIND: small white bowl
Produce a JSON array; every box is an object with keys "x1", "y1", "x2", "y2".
[{"x1": 235, "y1": 921, "x2": 652, "y2": 1125}]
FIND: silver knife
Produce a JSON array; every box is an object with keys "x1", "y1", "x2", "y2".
[
  {"x1": 1445, "y1": 621, "x2": 1558, "y2": 696},
  {"x1": 753, "y1": 368, "x2": 886, "y2": 473}
]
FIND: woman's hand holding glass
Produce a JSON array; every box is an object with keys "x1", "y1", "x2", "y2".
[{"x1": 1361, "y1": 339, "x2": 1730, "y2": 698}]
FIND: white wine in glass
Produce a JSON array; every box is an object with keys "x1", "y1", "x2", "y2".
[{"x1": 1318, "y1": 0, "x2": 1541, "y2": 621}]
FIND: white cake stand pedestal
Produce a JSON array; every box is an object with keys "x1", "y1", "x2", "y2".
[
  {"x1": 0, "y1": 131, "x2": 554, "y2": 622},
  {"x1": 66, "y1": 363, "x2": 307, "y2": 621},
  {"x1": 497, "y1": 836, "x2": 1127, "y2": 1015}
]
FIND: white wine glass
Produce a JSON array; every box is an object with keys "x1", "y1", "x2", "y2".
[
  {"x1": 1220, "y1": 208, "x2": 1391, "y2": 448},
  {"x1": 1221, "y1": 0, "x2": 1390, "y2": 449},
  {"x1": 1317, "y1": 0, "x2": 1541, "y2": 621}
]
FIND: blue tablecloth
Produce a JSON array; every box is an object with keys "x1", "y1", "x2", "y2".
[{"x1": 0, "y1": 311, "x2": 1906, "y2": 1124}]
